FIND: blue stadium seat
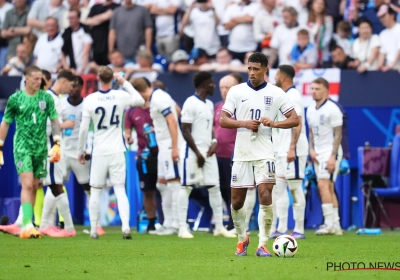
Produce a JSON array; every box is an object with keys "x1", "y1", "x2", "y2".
[
  {"x1": 154, "y1": 54, "x2": 169, "y2": 72},
  {"x1": 374, "y1": 134, "x2": 400, "y2": 197}
]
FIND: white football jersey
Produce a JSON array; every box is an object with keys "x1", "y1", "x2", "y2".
[
  {"x1": 60, "y1": 97, "x2": 83, "y2": 158},
  {"x1": 180, "y1": 95, "x2": 214, "y2": 157},
  {"x1": 46, "y1": 89, "x2": 63, "y2": 137},
  {"x1": 275, "y1": 86, "x2": 309, "y2": 157},
  {"x1": 149, "y1": 88, "x2": 184, "y2": 151},
  {"x1": 82, "y1": 81, "x2": 144, "y2": 156},
  {"x1": 222, "y1": 81, "x2": 294, "y2": 161},
  {"x1": 306, "y1": 99, "x2": 343, "y2": 155}
]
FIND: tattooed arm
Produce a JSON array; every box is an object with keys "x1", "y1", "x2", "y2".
[
  {"x1": 327, "y1": 126, "x2": 342, "y2": 174},
  {"x1": 287, "y1": 116, "x2": 302, "y2": 162}
]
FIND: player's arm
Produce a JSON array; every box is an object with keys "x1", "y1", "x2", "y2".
[
  {"x1": 78, "y1": 116, "x2": 91, "y2": 164},
  {"x1": 181, "y1": 122, "x2": 205, "y2": 167},
  {"x1": 123, "y1": 109, "x2": 134, "y2": 145},
  {"x1": 48, "y1": 117, "x2": 62, "y2": 163},
  {"x1": 261, "y1": 109, "x2": 299, "y2": 129},
  {"x1": 165, "y1": 113, "x2": 180, "y2": 163},
  {"x1": 309, "y1": 128, "x2": 317, "y2": 163},
  {"x1": 326, "y1": 125, "x2": 342, "y2": 173},
  {"x1": 0, "y1": 121, "x2": 11, "y2": 166},
  {"x1": 220, "y1": 110, "x2": 260, "y2": 130},
  {"x1": 287, "y1": 116, "x2": 302, "y2": 162},
  {"x1": 115, "y1": 73, "x2": 145, "y2": 106}
]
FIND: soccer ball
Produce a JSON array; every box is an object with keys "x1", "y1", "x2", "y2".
[{"x1": 272, "y1": 235, "x2": 298, "y2": 257}]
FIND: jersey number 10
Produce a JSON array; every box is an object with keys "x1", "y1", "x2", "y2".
[{"x1": 95, "y1": 105, "x2": 120, "y2": 130}]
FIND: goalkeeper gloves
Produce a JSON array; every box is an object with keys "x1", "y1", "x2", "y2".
[
  {"x1": 49, "y1": 136, "x2": 61, "y2": 163},
  {"x1": 339, "y1": 159, "x2": 350, "y2": 175},
  {"x1": 0, "y1": 140, "x2": 4, "y2": 167}
]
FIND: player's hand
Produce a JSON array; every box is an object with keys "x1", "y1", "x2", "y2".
[
  {"x1": 196, "y1": 153, "x2": 205, "y2": 168},
  {"x1": 114, "y1": 72, "x2": 126, "y2": 85},
  {"x1": 125, "y1": 135, "x2": 134, "y2": 145},
  {"x1": 63, "y1": 120, "x2": 75, "y2": 129},
  {"x1": 78, "y1": 154, "x2": 86, "y2": 164},
  {"x1": 260, "y1": 117, "x2": 275, "y2": 128},
  {"x1": 243, "y1": 120, "x2": 260, "y2": 130},
  {"x1": 207, "y1": 142, "x2": 218, "y2": 157},
  {"x1": 0, "y1": 144, "x2": 4, "y2": 168},
  {"x1": 49, "y1": 144, "x2": 61, "y2": 163},
  {"x1": 326, "y1": 155, "x2": 336, "y2": 174},
  {"x1": 287, "y1": 148, "x2": 296, "y2": 163},
  {"x1": 172, "y1": 147, "x2": 179, "y2": 163},
  {"x1": 310, "y1": 149, "x2": 318, "y2": 164}
]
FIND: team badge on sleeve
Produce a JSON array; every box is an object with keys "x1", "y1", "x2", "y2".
[{"x1": 264, "y1": 96, "x2": 273, "y2": 106}]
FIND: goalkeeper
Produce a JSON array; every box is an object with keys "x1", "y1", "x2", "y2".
[{"x1": 0, "y1": 66, "x2": 61, "y2": 239}]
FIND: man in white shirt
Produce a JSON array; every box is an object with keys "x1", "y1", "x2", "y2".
[
  {"x1": 78, "y1": 67, "x2": 145, "y2": 239},
  {"x1": 132, "y1": 77, "x2": 184, "y2": 236},
  {"x1": 178, "y1": 71, "x2": 235, "y2": 239},
  {"x1": 306, "y1": 78, "x2": 343, "y2": 236},
  {"x1": 220, "y1": 52, "x2": 299, "y2": 257},
  {"x1": 27, "y1": 0, "x2": 66, "y2": 37},
  {"x1": 223, "y1": 0, "x2": 259, "y2": 62},
  {"x1": 270, "y1": 65, "x2": 308, "y2": 240},
  {"x1": 33, "y1": 17, "x2": 64, "y2": 74},
  {"x1": 150, "y1": 0, "x2": 181, "y2": 60}
]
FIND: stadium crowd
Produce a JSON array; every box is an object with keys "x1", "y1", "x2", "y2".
[{"x1": 0, "y1": 0, "x2": 399, "y2": 80}]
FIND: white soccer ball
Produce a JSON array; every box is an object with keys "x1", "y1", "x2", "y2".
[{"x1": 272, "y1": 235, "x2": 298, "y2": 258}]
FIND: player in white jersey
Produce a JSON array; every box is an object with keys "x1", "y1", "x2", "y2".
[
  {"x1": 178, "y1": 72, "x2": 236, "y2": 239},
  {"x1": 39, "y1": 70, "x2": 76, "y2": 237},
  {"x1": 269, "y1": 65, "x2": 308, "y2": 240},
  {"x1": 132, "y1": 77, "x2": 183, "y2": 235},
  {"x1": 78, "y1": 67, "x2": 145, "y2": 239},
  {"x1": 306, "y1": 78, "x2": 343, "y2": 235},
  {"x1": 220, "y1": 52, "x2": 299, "y2": 257}
]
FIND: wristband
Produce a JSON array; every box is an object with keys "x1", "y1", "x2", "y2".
[
  {"x1": 53, "y1": 135, "x2": 61, "y2": 146},
  {"x1": 211, "y1": 138, "x2": 218, "y2": 144}
]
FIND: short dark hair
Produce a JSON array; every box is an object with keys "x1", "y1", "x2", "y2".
[
  {"x1": 313, "y1": 77, "x2": 329, "y2": 90},
  {"x1": 337, "y1": 20, "x2": 351, "y2": 37},
  {"x1": 278, "y1": 65, "x2": 295, "y2": 80},
  {"x1": 248, "y1": 52, "x2": 268, "y2": 67},
  {"x1": 57, "y1": 69, "x2": 75, "y2": 82},
  {"x1": 152, "y1": 80, "x2": 166, "y2": 91},
  {"x1": 42, "y1": 70, "x2": 51, "y2": 81},
  {"x1": 229, "y1": 72, "x2": 243, "y2": 84},
  {"x1": 75, "y1": 75, "x2": 84, "y2": 86},
  {"x1": 329, "y1": 41, "x2": 343, "y2": 52},
  {"x1": 69, "y1": 8, "x2": 81, "y2": 19},
  {"x1": 357, "y1": 18, "x2": 373, "y2": 29},
  {"x1": 297, "y1": 29, "x2": 309, "y2": 37},
  {"x1": 24, "y1": 65, "x2": 41, "y2": 76},
  {"x1": 193, "y1": 71, "x2": 213, "y2": 89},
  {"x1": 131, "y1": 77, "x2": 151, "y2": 92}
]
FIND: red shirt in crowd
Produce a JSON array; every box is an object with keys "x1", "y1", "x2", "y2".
[{"x1": 214, "y1": 101, "x2": 236, "y2": 159}]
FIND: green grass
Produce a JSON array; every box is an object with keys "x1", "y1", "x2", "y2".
[{"x1": 0, "y1": 227, "x2": 399, "y2": 280}]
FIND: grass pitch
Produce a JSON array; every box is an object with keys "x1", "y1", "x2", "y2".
[{"x1": 0, "y1": 227, "x2": 399, "y2": 280}]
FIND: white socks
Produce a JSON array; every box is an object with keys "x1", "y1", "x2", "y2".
[
  {"x1": 321, "y1": 203, "x2": 334, "y2": 228},
  {"x1": 231, "y1": 206, "x2": 247, "y2": 242},
  {"x1": 167, "y1": 181, "x2": 181, "y2": 230},
  {"x1": 89, "y1": 187, "x2": 101, "y2": 235},
  {"x1": 114, "y1": 184, "x2": 130, "y2": 233},
  {"x1": 15, "y1": 206, "x2": 23, "y2": 227},
  {"x1": 244, "y1": 188, "x2": 256, "y2": 231},
  {"x1": 55, "y1": 193, "x2": 74, "y2": 232},
  {"x1": 40, "y1": 189, "x2": 57, "y2": 229},
  {"x1": 275, "y1": 178, "x2": 289, "y2": 233},
  {"x1": 258, "y1": 204, "x2": 273, "y2": 248},
  {"x1": 156, "y1": 182, "x2": 173, "y2": 228},
  {"x1": 207, "y1": 186, "x2": 224, "y2": 230},
  {"x1": 333, "y1": 207, "x2": 341, "y2": 229},
  {"x1": 177, "y1": 186, "x2": 193, "y2": 228},
  {"x1": 288, "y1": 180, "x2": 305, "y2": 234}
]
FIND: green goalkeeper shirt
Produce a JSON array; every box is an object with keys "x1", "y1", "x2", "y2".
[{"x1": 3, "y1": 89, "x2": 58, "y2": 157}]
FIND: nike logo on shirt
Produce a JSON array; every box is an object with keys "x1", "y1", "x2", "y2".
[{"x1": 241, "y1": 99, "x2": 248, "y2": 102}]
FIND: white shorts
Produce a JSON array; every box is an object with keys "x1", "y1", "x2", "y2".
[
  {"x1": 314, "y1": 150, "x2": 343, "y2": 182},
  {"x1": 157, "y1": 149, "x2": 180, "y2": 180},
  {"x1": 180, "y1": 154, "x2": 219, "y2": 186},
  {"x1": 90, "y1": 153, "x2": 126, "y2": 187},
  {"x1": 276, "y1": 156, "x2": 307, "y2": 180},
  {"x1": 63, "y1": 156, "x2": 90, "y2": 184},
  {"x1": 42, "y1": 138, "x2": 64, "y2": 186},
  {"x1": 231, "y1": 159, "x2": 276, "y2": 188}
]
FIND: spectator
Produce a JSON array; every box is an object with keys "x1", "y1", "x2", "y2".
[
  {"x1": 33, "y1": 17, "x2": 63, "y2": 74},
  {"x1": 62, "y1": 9, "x2": 93, "y2": 74},
  {"x1": 62, "y1": 0, "x2": 90, "y2": 29},
  {"x1": 150, "y1": 0, "x2": 181, "y2": 60},
  {"x1": 306, "y1": 0, "x2": 334, "y2": 66},
  {"x1": 180, "y1": 0, "x2": 195, "y2": 54},
  {"x1": 22, "y1": 33, "x2": 37, "y2": 65},
  {"x1": 333, "y1": 20, "x2": 352, "y2": 56},
  {"x1": 40, "y1": 69, "x2": 52, "y2": 90},
  {"x1": 127, "y1": 49, "x2": 164, "y2": 82},
  {"x1": 109, "y1": 0, "x2": 153, "y2": 62},
  {"x1": 181, "y1": 0, "x2": 220, "y2": 58},
  {"x1": 2, "y1": 43, "x2": 27, "y2": 76},
  {"x1": 86, "y1": 0, "x2": 119, "y2": 66},
  {"x1": 377, "y1": 4, "x2": 400, "y2": 71},
  {"x1": 356, "y1": 0, "x2": 385, "y2": 35},
  {"x1": 168, "y1": 48, "x2": 208, "y2": 73},
  {"x1": 325, "y1": 0, "x2": 345, "y2": 29},
  {"x1": 168, "y1": 49, "x2": 191, "y2": 73},
  {"x1": 199, "y1": 47, "x2": 242, "y2": 72},
  {"x1": 253, "y1": 0, "x2": 281, "y2": 57},
  {"x1": 278, "y1": 0, "x2": 309, "y2": 24},
  {"x1": 0, "y1": 0, "x2": 13, "y2": 70},
  {"x1": 329, "y1": 44, "x2": 356, "y2": 69},
  {"x1": 211, "y1": 0, "x2": 230, "y2": 47},
  {"x1": 269, "y1": 6, "x2": 306, "y2": 67},
  {"x1": 291, "y1": 29, "x2": 318, "y2": 69},
  {"x1": 223, "y1": 0, "x2": 259, "y2": 62},
  {"x1": 352, "y1": 18, "x2": 380, "y2": 72},
  {"x1": 1, "y1": 0, "x2": 31, "y2": 60},
  {"x1": 27, "y1": 0, "x2": 66, "y2": 37}
]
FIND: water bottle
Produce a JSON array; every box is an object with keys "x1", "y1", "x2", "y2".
[
  {"x1": 112, "y1": 71, "x2": 125, "y2": 85},
  {"x1": 356, "y1": 228, "x2": 382, "y2": 235},
  {"x1": 347, "y1": 225, "x2": 357, "y2": 231},
  {"x1": 141, "y1": 147, "x2": 150, "y2": 175},
  {"x1": 143, "y1": 123, "x2": 157, "y2": 148},
  {"x1": 250, "y1": 129, "x2": 258, "y2": 141},
  {"x1": 65, "y1": 115, "x2": 75, "y2": 136}
]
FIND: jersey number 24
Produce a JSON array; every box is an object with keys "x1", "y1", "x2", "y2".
[{"x1": 95, "y1": 105, "x2": 119, "y2": 130}]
